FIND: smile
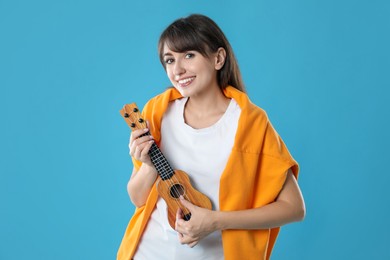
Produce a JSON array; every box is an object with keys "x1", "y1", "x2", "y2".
[{"x1": 178, "y1": 77, "x2": 195, "y2": 86}]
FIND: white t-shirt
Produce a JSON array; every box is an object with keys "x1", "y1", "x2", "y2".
[{"x1": 133, "y1": 97, "x2": 241, "y2": 260}]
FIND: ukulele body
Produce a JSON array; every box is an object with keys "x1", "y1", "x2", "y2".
[{"x1": 156, "y1": 169, "x2": 212, "y2": 229}]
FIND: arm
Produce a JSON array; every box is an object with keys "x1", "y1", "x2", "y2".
[
  {"x1": 127, "y1": 163, "x2": 158, "y2": 207},
  {"x1": 126, "y1": 125, "x2": 158, "y2": 207},
  {"x1": 175, "y1": 169, "x2": 305, "y2": 246},
  {"x1": 215, "y1": 169, "x2": 305, "y2": 230}
]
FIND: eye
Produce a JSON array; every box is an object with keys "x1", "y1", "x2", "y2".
[
  {"x1": 164, "y1": 58, "x2": 174, "y2": 64},
  {"x1": 185, "y1": 53, "x2": 195, "y2": 59}
]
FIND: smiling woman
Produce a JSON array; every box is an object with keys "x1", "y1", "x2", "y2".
[
  {"x1": 158, "y1": 14, "x2": 245, "y2": 93},
  {"x1": 162, "y1": 49, "x2": 221, "y2": 100},
  {"x1": 117, "y1": 14, "x2": 305, "y2": 260}
]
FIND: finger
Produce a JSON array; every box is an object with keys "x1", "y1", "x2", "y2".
[
  {"x1": 177, "y1": 234, "x2": 185, "y2": 245},
  {"x1": 129, "y1": 128, "x2": 151, "y2": 144},
  {"x1": 175, "y1": 208, "x2": 182, "y2": 227},
  {"x1": 187, "y1": 241, "x2": 198, "y2": 248},
  {"x1": 176, "y1": 207, "x2": 182, "y2": 220},
  {"x1": 177, "y1": 232, "x2": 184, "y2": 243},
  {"x1": 179, "y1": 195, "x2": 195, "y2": 211},
  {"x1": 132, "y1": 141, "x2": 152, "y2": 160},
  {"x1": 131, "y1": 135, "x2": 153, "y2": 151},
  {"x1": 129, "y1": 141, "x2": 142, "y2": 157},
  {"x1": 129, "y1": 129, "x2": 147, "y2": 144},
  {"x1": 178, "y1": 234, "x2": 198, "y2": 246},
  {"x1": 132, "y1": 145, "x2": 142, "y2": 160},
  {"x1": 129, "y1": 128, "x2": 149, "y2": 143},
  {"x1": 175, "y1": 208, "x2": 187, "y2": 234},
  {"x1": 140, "y1": 139, "x2": 154, "y2": 157},
  {"x1": 129, "y1": 135, "x2": 153, "y2": 156}
]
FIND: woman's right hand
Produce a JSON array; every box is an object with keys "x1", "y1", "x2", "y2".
[
  {"x1": 127, "y1": 122, "x2": 158, "y2": 207},
  {"x1": 129, "y1": 124, "x2": 154, "y2": 166}
]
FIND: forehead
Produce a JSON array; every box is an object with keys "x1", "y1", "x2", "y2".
[
  {"x1": 162, "y1": 44, "x2": 175, "y2": 55},
  {"x1": 162, "y1": 44, "x2": 189, "y2": 56}
]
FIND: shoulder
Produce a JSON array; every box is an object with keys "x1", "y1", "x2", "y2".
[
  {"x1": 234, "y1": 102, "x2": 270, "y2": 150},
  {"x1": 143, "y1": 87, "x2": 182, "y2": 113},
  {"x1": 224, "y1": 86, "x2": 269, "y2": 125},
  {"x1": 236, "y1": 98, "x2": 270, "y2": 132},
  {"x1": 140, "y1": 87, "x2": 182, "y2": 141},
  {"x1": 244, "y1": 101, "x2": 269, "y2": 123},
  {"x1": 228, "y1": 88, "x2": 288, "y2": 155}
]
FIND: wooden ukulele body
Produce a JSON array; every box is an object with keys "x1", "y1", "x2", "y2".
[{"x1": 156, "y1": 169, "x2": 212, "y2": 229}]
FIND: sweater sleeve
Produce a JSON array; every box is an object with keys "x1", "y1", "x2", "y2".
[
  {"x1": 261, "y1": 120, "x2": 299, "y2": 179},
  {"x1": 260, "y1": 121, "x2": 299, "y2": 260}
]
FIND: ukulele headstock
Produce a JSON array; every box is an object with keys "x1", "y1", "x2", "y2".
[{"x1": 120, "y1": 103, "x2": 147, "y2": 131}]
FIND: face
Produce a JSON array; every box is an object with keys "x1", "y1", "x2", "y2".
[{"x1": 162, "y1": 44, "x2": 224, "y2": 98}]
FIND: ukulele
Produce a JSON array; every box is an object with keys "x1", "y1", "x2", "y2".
[{"x1": 120, "y1": 103, "x2": 212, "y2": 229}]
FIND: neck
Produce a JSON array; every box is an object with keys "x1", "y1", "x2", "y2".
[
  {"x1": 185, "y1": 85, "x2": 230, "y2": 116},
  {"x1": 184, "y1": 85, "x2": 231, "y2": 129}
]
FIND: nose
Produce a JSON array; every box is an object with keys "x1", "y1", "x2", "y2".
[{"x1": 173, "y1": 59, "x2": 185, "y2": 79}]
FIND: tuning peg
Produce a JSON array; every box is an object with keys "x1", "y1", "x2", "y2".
[
  {"x1": 133, "y1": 108, "x2": 138, "y2": 112},
  {"x1": 130, "y1": 123, "x2": 136, "y2": 128},
  {"x1": 124, "y1": 113, "x2": 129, "y2": 118},
  {"x1": 138, "y1": 118, "x2": 144, "y2": 123}
]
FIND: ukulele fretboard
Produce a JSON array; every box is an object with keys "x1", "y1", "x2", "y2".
[{"x1": 147, "y1": 136, "x2": 174, "y2": 180}]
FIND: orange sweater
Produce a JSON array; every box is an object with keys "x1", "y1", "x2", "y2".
[{"x1": 117, "y1": 86, "x2": 299, "y2": 260}]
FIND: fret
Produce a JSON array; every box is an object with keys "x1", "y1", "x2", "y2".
[{"x1": 149, "y1": 142, "x2": 174, "y2": 180}]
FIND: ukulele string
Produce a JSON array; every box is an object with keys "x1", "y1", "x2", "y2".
[
  {"x1": 169, "y1": 174, "x2": 192, "y2": 216},
  {"x1": 151, "y1": 143, "x2": 191, "y2": 217},
  {"x1": 158, "y1": 165, "x2": 192, "y2": 218},
  {"x1": 165, "y1": 176, "x2": 192, "y2": 217},
  {"x1": 164, "y1": 168, "x2": 192, "y2": 211}
]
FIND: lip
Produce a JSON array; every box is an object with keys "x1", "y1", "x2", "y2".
[{"x1": 177, "y1": 76, "x2": 195, "y2": 88}]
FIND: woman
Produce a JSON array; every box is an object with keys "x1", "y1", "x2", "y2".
[{"x1": 118, "y1": 14, "x2": 305, "y2": 260}]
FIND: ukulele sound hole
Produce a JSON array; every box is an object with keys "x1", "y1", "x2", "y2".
[{"x1": 169, "y1": 184, "x2": 185, "y2": 199}]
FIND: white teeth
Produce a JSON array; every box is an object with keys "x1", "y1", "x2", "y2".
[{"x1": 178, "y1": 77, "x2": 194, "y2": 84}]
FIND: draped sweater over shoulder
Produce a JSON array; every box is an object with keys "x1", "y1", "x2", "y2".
[{"x1": 117, "y1": 86, "x2": 299, "y2": 260}]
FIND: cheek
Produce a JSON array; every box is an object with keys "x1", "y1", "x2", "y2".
[
  {"x1": 201, "y1": 66, "x2": 216, "y2": 80},
  {"x1": 166, "y1": 68, "x2": 174, "y2": 80},
  {"x1": 165, "y1": 70, "x2": 172, "y2": 80}
]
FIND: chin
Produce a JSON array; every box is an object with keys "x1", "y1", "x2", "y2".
[{"x1": 174, "y1": 87, "x2": 191, "y2": 98}]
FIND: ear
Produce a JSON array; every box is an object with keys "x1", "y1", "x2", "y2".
[{"x1": 214, "y1": 47, "x2": 226, "y2": 70}]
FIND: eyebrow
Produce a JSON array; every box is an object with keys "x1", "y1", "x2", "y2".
[{"x1": 163, "y1": 52, "x2": 173, "y2": 57}]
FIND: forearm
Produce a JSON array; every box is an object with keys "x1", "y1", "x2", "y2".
[
  {"x1": 214, "y1": 200, "x2": 305, "y2": 231},
  {"x1": 127, "y1": 163, "x2": 158, "y2": 207},
  {"x1": 214, "y1": 170, "x2": 305, "y2": 230},
  {"x1": 175, "y1": 170, "x2": 305, "y2": 246},
  {"x1": 175, "y1": 192, "x2": 305, "y2": 246}
]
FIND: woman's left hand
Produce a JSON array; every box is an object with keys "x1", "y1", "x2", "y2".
[{"x1": 175, "y1": 196, "x2": 217, "y2": 247}]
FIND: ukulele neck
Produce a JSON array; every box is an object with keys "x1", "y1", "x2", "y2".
[{"x1": 143, "y1": 132, "x2": 174, "y2": 180}]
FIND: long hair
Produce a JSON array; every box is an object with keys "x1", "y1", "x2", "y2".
[{"x1": 158, "y1": 14, "x2": 246, "y2": 93}]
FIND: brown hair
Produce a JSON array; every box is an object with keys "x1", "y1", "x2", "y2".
[{"x1": 158, "y1": 14, "x2": 246, "y2": 93}]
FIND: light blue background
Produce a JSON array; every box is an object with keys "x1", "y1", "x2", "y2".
[{"x1": 1, "y1": 0, "x2": 389, "y2": 259}]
